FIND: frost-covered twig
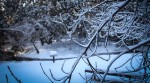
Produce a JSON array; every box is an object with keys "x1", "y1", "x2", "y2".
[
  {"x1": 101, "y1": 38, "x2": 150, "y2": 82},
  {"x1": 61, "y1": 60, "x2": 69, "y2": 74}
]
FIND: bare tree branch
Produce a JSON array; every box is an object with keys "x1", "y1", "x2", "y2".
[
  {"x1": 101, "y1": 38, "x2": 150, "y2": 82},
  {"x1": 5, "y1": 74, "x2": 9, "y2": 83},
  {"x1": 40, "y1": 63, "x2": 53, "y2": 83},
  {"x1": 7, "y1": 66, "x2": 21, "y2": 83}
]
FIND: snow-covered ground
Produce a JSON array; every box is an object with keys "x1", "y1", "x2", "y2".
[
  {"x1": 0, "y1": 41, "x2": 145, "y2": 83},
  {"x1": 17, "y1": 41, "x2": 84, "y2": 58},
  {"x1": 17, "y1": 40, "x2": 126, "y2": 59},
  {"x1": 0, "y1": 55, "x2": 142, "y2": 83}
]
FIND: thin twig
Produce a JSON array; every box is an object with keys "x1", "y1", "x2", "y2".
[
  {"x1": 7, "y1": 66, "x2": 21, "y2": 83},
  {"x1": 40, "y1": 63, "x2": 53, "y2": 83},
  {"x1": 5, "y1": 74, "x2": 9, "y2": 83},
  {"x1": 101, "y1": 38, "x2": 150, "y2": 82}
]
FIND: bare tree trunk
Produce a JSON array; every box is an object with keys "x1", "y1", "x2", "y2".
[{"x1": 31, "y1": 41, "x2": 39, "y2": 54}]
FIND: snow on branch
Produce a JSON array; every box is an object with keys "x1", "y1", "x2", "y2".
[{"x1": 101, "y1": 38, "x2": 150, "y2": 82}]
